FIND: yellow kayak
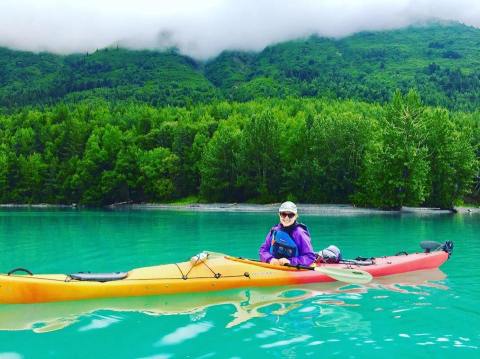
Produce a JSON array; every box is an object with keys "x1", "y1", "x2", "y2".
[
  {"x1": 0, "y1": 255, "x2": 327, "y2": 304},
  {"x1": 0, "y1": 269, "x2": 447, "y2": 332},
  {"x1": 0, "y1": 246, "x2": 450, "y2": 304}
]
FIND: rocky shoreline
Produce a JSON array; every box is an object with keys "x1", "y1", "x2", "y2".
[
  {"x1": 2, "y1": 203, "x2": 479, "y2": 214},
  {"x1": 122, "y1": 203, "x2": 480, "y2": 215}
]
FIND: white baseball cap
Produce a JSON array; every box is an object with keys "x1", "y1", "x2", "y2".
[{"x1": 278, "y1": 201, "x2": 297, "y2": 214}]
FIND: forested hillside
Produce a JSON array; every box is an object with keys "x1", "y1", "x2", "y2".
[
  {"x1": 0, "y1": 22, "x2": 479, "y2": 207},
  {"x1": 0, "y1": 48, "x2": 218, "y2": 109},
  {"x1": 2, "y1": 23, "x2": 480, "y2": 112}
]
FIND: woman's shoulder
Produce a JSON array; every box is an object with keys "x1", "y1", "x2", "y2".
[{"x1": 294, "y1": 223, "x2": 310, "y2": 235}]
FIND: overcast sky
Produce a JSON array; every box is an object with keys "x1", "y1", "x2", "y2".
[{"x1": 0, "y1": 0, "x2": 479, "y2": 59}]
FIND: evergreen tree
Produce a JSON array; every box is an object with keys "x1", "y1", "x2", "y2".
[
  {"x1": 355, "y1": 90, "x2": 430, "y2": 208},
  {"x1": 200, "y1": 122, "x2": 242, "y2": 201},
  {"x1": 424, "y1": 109, "x2": 478, "y2": 208},
  {"x1": 236, "y1": 110, "x2": 283, "y2": 202}
]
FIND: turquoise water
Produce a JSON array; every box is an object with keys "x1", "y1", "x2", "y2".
[{"x1": 0, "y1": 209, "x2": 479, "y2": 358}]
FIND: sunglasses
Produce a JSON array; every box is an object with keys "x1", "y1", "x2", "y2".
[{"x1": 279, "y1": 212, "x2": 296, "y2": 219}]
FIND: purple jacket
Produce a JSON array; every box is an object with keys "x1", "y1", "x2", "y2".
[{"x1": 259, "y1": 222, "x2": 316, "y2": 266}]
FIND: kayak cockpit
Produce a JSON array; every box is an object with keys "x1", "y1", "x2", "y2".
[{"x1": 67, "y1": 272, "x2": 128, "y2": 282}]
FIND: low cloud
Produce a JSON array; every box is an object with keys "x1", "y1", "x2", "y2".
[{"x1": 0, "y1": 0, "x2": 479, "y2": 59}]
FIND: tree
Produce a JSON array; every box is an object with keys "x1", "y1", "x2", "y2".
[
  {"x1": 236, "y1": 110, "x2": 283, "y2": 202},
  {"x1": 0, "y1": 147, "x2": 9, "y2": 202},
  {"x1": 424, "y1": 109, "x2": 478, "y2": 208},
  {"x1": 200, "y1": 122, "x2": 242, "y2": 201},
  {"x1": 171, "y1": 122, "x2": 199, "y2": 197},
  {"x1": 355, "y1": 90, "x2": 430, "y2": 208},
  {"x1": 138, "y1": 147, "x2": 179, "y2": 201},
  {"x1": 14, "y1": 153, "x2": 47, "y2": 203},
  {"x1": 73, "y1": 125, "x2": 123, "y2": 204}
]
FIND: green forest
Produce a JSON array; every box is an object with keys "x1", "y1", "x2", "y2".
[
  {"x1": 3, "y1": 23, "x2": 480, "y2": 112},
  {"x1": 0, "y1": 22, "x2": 479, "y2": 208}
]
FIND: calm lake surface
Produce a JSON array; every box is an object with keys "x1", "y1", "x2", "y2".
[{"x1": 0, "y1": 209, "x2": 478, "y2": 358}]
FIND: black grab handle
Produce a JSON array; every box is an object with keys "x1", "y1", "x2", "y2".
[{"x1": 7, "y1": 267, "x2": 33, "y2": 276}]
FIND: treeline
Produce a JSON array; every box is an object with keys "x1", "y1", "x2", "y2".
[{"x1": 0, "y1": 93, "x2": 478, "y2": 208}]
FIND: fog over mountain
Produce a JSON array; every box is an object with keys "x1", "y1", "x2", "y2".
[{"x1": 1, "y1": 0, "x2": 479, "y2": 59}]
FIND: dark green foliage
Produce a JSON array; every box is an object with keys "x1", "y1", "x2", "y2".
[
  {"x1": 354, "y1": 91, "x2": 431, "y2": 209},
  {"x1": 424, "y1": 110, "x2": 478, "y2": 208},
  {"x1": 280, "y1": 101, "x2": 378, "y2": 203},
  {"x1": 1, "y1": 23, "x2": 480, "y2": 207},
  {"x1": 138, "y1": 147, "x2": 179, "y2": 201},
  {"x1": 236, "y1": 110, "x2": 283, "y2": 202},
  {"x1": 354, "y1": 91, "x2": 478, "y2": 209},
  {"x1": 3, "y1": 23, "x2": 480, "y2": 111},
  {"x1": 0, "y1": 96, "x2": 477, "y2": 207},
  {"x1": 199, "y1": 122, "x2": 242, "y2": 201},
  {"x1": 204, "y1": 51, "x2": 255, "y2": 89},
  {"x1": 0, "y1": 48, "x2": 219, "y2": 109},
  {"x1": 204, "y1": 23, "x2": 480, "y2": 111}
]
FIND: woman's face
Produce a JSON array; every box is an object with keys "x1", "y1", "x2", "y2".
[{"x1": 279, "y1": 212, "x2": 297, "y2": 227}]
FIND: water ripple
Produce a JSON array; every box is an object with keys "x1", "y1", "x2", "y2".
[
  {"x1": 78, "y1": 314, "x2": 121, "y2": 332},
  {"x1": 0, "y1": 354, "x2": 22, "y2": 359},
  {"x1": 260, "y1": 334, "x2": 311, "y2": 348},
  {"x1": 156, "y1": 322, "x2": 213, "y2": 346},
  {"x1": 137, "y1": 355, "x2": 171, "y2": 359},
  {"x1": 255, "y1": 329, "x2": 278, "y2": 339}
]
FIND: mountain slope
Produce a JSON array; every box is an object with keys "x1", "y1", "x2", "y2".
[
  {"x1": 1, "y1": 22, "x2": 480, "y2": 111},
  {"x1": 206, "y1": 23, "x2": 480, "y2": 109}
]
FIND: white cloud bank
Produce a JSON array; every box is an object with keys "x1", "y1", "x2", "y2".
[{"x1": 0, "y1": 0, "x2": 479, "y2": 59}]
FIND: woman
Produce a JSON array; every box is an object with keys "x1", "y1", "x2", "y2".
[{"x1": 259, "y1": 201, "x2": 316, "y2": 266}]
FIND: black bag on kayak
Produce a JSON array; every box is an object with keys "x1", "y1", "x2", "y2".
[{"x1": 316, "y1": 245, "x2": 342, "y2": 263}]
